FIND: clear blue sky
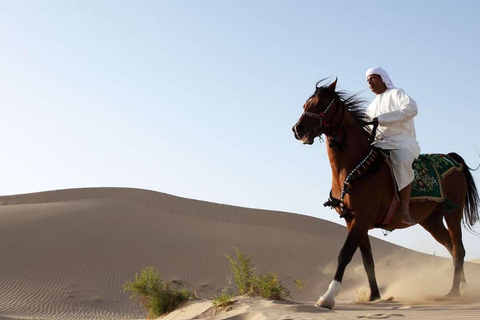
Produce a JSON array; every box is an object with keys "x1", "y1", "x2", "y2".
[{"x1": 1, "y1": 1, "x2": 480, "y2": 259}]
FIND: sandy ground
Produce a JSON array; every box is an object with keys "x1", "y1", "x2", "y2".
[
  {"x1": 0, "y1": 187, "x2": 478, "y2": 320},
  {"x1": 164, "y1": 296, "x2": 480, "y2": 320}
]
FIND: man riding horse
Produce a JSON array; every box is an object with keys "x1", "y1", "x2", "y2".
[
  {"x1": 293, "y1": 68, "x2": 479, "y2": 308},
  {"x1": 365, "y1": 67, "x2": 419, "y2": 225}
]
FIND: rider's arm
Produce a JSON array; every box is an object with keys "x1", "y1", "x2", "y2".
[{"x1": 377, "y1": 90, "x2": 418, "y2": 125}]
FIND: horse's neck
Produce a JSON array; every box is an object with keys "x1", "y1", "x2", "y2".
[{"x1": 326, "y1": 113, "x2": 371, "y2": 186}]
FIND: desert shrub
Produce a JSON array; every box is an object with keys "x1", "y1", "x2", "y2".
[
  {"x1": 123, "y1": 266, "x2": 191, "y2": 318},
  {"x1": 225, "y1": 248, "x2": 256, "y2": 295},
  {"x1": 225, "y1": 248, "x2": 304, "y2": 300},
  {"x1": 255, "y1": 272, "x2": 289, "y2": 299},
  {"x1": 212, "y1": 290, "x2": 236, "y2": 309}
]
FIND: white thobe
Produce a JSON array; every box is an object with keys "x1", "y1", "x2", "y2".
[{"x1": 366, "y1": 88, "x2": 420, "y2": 190}]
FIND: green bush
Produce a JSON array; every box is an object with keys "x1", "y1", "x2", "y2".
[
  {"x1": 225, "y1": 248, "x2": 304, "y2": 300},
  {"x1": 255, "y1": 272, "x2": 289, "y2": 300},
  {"x1": 123, "y1": 266, "x2": 191, "y2": 318},
  {"x1": 225, "y1": 248, "x2": 256, "y2": 295},
  {"x1": 212, "y1": 290, "x2": 236, "y2": 309}
]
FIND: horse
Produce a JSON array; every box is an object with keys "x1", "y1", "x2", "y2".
[{"x1": 292, "y1": 78, "x2": 479, "y2": 309}]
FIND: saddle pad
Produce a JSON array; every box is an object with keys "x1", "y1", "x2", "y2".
[
  {"x1": 412, "y1": 154, "x2": 463, "y2": 202},
  {"x1": 380, "y1": 151, "x2": 463, "y2": 202}
]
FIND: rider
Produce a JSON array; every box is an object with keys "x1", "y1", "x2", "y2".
[{"x1": 365, "y1": 67, "x2": 420, "y2": 226}]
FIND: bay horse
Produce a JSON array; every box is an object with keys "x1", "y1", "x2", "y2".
[{"x1": 292, "y1": 78, "x2": 479, "y2": 308}]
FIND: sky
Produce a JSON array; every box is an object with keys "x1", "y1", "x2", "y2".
[{"x1": 1, "y1": 1, "x2": 480, "y2": 260}]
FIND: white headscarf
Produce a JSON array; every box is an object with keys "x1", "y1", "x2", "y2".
[{"x1": 365, "y1": 66, "x2": 395, "y2": 89}]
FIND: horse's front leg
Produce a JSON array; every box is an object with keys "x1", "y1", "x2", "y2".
[
  {"x1": 316, "y1": 229, "x2": 360, "y2": 309},
  {"x1": 359, "y1": 235, "x2": 381, "y2": 301}
]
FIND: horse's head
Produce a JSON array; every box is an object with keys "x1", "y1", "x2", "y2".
[{"x1": 292, "y1": 78, "x2": 339, "y2": 145}]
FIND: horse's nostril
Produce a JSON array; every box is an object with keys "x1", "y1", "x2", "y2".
[{"x1": 294, "y1": 125, "x2": 305, "y2": 133}]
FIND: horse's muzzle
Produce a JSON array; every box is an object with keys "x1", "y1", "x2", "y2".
[{"x1": 293, "y1": 124, "x2": 315, "y2": 144}]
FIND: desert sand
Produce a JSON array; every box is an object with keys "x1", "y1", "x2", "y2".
[{"x1": 0, "y1": 187, "x2": 479, "y2": 320}]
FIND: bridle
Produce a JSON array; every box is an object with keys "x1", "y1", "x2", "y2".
[
  {"x1": 302, "y1": 93, "x2": 378, "y2": 145},
  {"x1": 302, "y1": 96, "x2": 337, "y2": 140},
  {"x1": 302, "y1": 96, "x2": 336, "y2": 120},
  {"x1": 300, "y1": 90, "x2": 381, "y2": 220}
]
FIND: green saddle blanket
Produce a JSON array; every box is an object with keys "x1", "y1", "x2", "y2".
[
  {"x1": 411, "y1": 154, "x2": 463, "y2": 201},
  {"x1": 381, "y1": 151, "x2": 463, "y2": 202}
]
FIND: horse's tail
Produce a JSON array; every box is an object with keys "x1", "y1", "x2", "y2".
[{"x1": 448, "y1": 152, "x2": 480, "y2": 230}]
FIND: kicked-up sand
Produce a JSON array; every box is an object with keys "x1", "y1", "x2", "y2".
[{"x1": 0, "y1": 187, "x2": 479, "y2": 320}]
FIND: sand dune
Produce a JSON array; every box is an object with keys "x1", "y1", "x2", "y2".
[{"x1": 0, "y1": 188, "x2": 479, "y2": 320}]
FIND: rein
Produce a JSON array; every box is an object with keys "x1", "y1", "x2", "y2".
[{"x1": 303, "y1": 92, "x2": 380, "y2": 220}]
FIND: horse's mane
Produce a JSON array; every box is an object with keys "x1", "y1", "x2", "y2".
[{"x1": 315, "y1": 80, "x2": 372, "y2": 138}]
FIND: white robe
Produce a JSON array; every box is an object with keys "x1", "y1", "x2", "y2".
[{"x1": 366, "y1": 88, "x2": 420, "y2": 190}]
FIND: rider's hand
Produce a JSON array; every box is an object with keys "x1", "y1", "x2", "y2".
[{"x1": 372, "y1": 117, "x2": 379, "y2": 125}]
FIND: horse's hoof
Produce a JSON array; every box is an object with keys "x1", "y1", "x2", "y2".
[
  {"x1": 370, "y1": 294, "x2": 381, "y2": 301},
  {"x1": 445, "y1": 290, "x2": 460, "y2": 298},
  {"x1": 315, "y1": 295, "x2": 335, "y2": 309}
]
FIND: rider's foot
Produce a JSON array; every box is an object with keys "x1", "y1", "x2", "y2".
[{"x1": 402, "y1": 216, "x2": 416, "y2": 226}]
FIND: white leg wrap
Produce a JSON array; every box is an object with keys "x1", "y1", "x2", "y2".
[{"x1": 315, "y1": 280, "x2": 341, "y2": 309}]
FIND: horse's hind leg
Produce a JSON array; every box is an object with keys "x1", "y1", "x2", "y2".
[
  {"x1": 444, "y1": 207, "x2": 466, "y2": 297},
  {"x1": 420, "y1": 209, "x2": 454, "y2": 255},
  {"x1": 420, "y1": 208, "x2": 466, "y2": 296},
  {"x1": 443, "y1": 172, "x2": 468, "y2": 296}
]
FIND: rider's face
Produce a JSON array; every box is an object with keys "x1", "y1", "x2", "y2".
[{"x1": 367, "y1": 74, "x2": 387, "y2": 95}]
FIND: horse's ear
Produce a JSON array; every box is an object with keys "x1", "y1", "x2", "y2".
[{"x1": 328, "y1": 78, "x2": 338, "y2": 92}]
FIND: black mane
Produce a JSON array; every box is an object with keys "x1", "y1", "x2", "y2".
[{"x1": 315, "y1": 81, "x2": 372, "y2": 137}]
